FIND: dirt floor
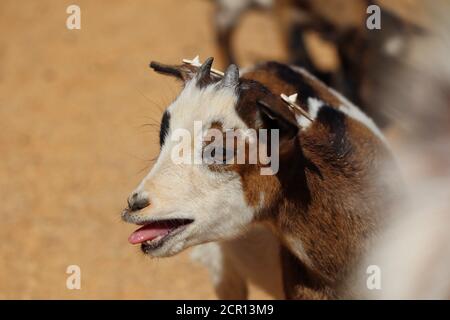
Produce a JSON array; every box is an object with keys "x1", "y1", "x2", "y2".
[
  {"x1": 0, "y1": 0, "x2": 423, "y2": 299},
  {"x1": 0, "y1": 0, "x2": 287, "y2": 299}
]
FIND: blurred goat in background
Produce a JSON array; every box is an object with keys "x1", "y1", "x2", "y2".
[
  {"x1": 357, "y1": 0, "x2": 450, "y2": 299},
  {"x1": 213, "y1": 0, "x2": 423, "y2": 127}
]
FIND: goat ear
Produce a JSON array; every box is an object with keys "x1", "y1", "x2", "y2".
[
  {"x1": 257, "y1": 99, "x2": 299, "y2": 140},
  {"x1": 149, "y1": 61, "x2": 196, "y2": 82}
]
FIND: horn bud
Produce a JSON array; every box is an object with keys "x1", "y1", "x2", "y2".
[
  {"x1": 221, "y1": 64, "x2": 239, "y2": 88},
  {"x1": 196, "y1": 57, "x2": 214, "y2": 83}
]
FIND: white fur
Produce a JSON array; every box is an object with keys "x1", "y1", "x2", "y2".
[{"x1": 295, "y1": 97, "x2": 324, "y2": 129}]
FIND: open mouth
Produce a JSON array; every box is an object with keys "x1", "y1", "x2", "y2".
[{"x1": 128, "y1": 219, "x2": 194, "y2": 252}]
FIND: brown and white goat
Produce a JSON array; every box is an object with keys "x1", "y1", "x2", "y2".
[{"x1": 122, "y1": 57, "x2": 398, "y2": 299}]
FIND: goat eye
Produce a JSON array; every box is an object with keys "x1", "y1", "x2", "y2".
[
  {"x1": 211, "y1": 148, "x2": 234, "y2": 165},
  {"x1": 203, "y1": 146, "x2": 234, "y2": 165}
]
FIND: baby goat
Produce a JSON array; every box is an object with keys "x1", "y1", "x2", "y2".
[{"x1": 122, "y1": 57, "x2": 398, "y2": 299}]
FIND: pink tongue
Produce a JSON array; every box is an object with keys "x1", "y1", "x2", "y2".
[{"x1": 128, "y1": 224, "x2": 171, "y2": 245}]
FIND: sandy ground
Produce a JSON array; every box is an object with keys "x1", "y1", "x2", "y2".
[
  {"x1": 0, "y1": 0, "x2": 422, "y2": 299},
  {"x1": 0, "y1": 0, "x2": 287, "y2": 299}
]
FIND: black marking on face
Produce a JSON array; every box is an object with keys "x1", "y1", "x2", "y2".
[{"x1": 159, "y1": 110, "x2": 170, "y2": 148}]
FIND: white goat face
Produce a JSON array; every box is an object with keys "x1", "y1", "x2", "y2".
[{"x1": 122, "y1": 58, "x2": 298, "y2": 257}]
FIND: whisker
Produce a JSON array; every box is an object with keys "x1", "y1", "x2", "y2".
[
  {"x1": 137, "y1": 157, "x2": 158, "y2": 175},
  {"x1": 138, "y1": 123, "x2": 160, "y2": 133},
  {"x1": 140, "y1": 123, "x2": 160, "y2": 128},
  {"x1": 136, "y1": 87, "x2": 164, "y2": 113},
  {"x1": 135, "y1": 115, "x2": 161, "y2": 127}
]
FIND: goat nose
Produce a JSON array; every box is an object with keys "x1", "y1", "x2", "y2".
[{"x1": 127, "y1": 192, "x2": 150, "y2": 212}]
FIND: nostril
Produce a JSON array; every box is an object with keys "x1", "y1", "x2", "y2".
[
  {"x1": 128, "y1": 192, "x2": 150, "y2": 212},
  {"x1": 133, "y1": 198, "x2": 150, "y2": 211}
]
